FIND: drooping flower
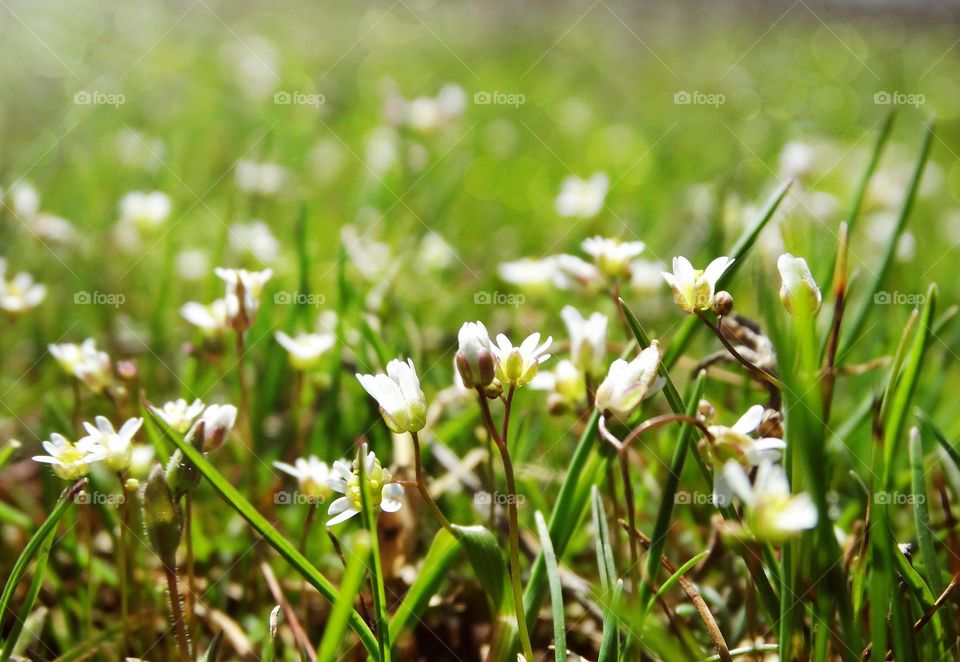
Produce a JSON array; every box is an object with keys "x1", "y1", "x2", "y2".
[
  {"x1": 705, "y1": 405, "x2": 786, "y2": 507},
  {"x1": 455, "y1": 321, "x2": 495, "y2": 388},
  {"x1": 149, "y1": 398, "x2": 205, "y2": 434},
  {"x1": 0, "y1": 259, "x2": 46, "y2": 315},
  {"x1": 180, "y1": 299, "x2": 230, "y2": 336},
  {"x1": 777, "y1": 253, "x2": 821, "y2": 315},
  {"x1": 274, "y1": 455, "x2": 332, "y2": 501},
  {"x1": 326, "y1": 445, "x2": 404, "y2": 525},
  {"x1": 492, "y1": 332, "x2": 552, "y2": 388},
  {"x1": 722, "y1": 460, "x2": 817, "y2": 544},
  {"x1": 356, "y1": 359, "x2": 427, "y2": 434},
  {"x1": 194, "y1": 404, "x2": 238, "y2": 452},
  {"x1": 595, "y1": 342, "x2": 664, "y2": 419},
  {"x1": 119, "y1": 191, "x2": 172, "y2": 233},
  {"x1": 215, "y1": 267, "x2": 273, "y2": 324},
  {"x1": 275, "y1": 331, "x2": 335, "y2": 371},
  {"x1": 49, "y1": 339, "x2": 112, "y2": 393},
  {"x1": 661, "y1": 256, "x2": 734, "y2": 314},
  {"x1": 581, "y1": 236, "x2": 646, "y2": 279},
  {"x1": 80, "y1": 416, "x2": 143, "y2": 472},
  {"x1": 561, "y1": 306, "x2": 607, "y2": 377},
  {"x1": 32, "y1": 433, "x2": 104, "y2": 480},
  {"x1": 555, "y1": 173, "x2": 609, "y2": 219}
]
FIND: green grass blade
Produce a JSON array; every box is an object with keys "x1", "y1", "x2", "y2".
[
  {"x1": 452, "y1": 524, "x2": 509, "y2": 614},
  {"x1": 389, "y1": 528, "x2": 460, "y2": 644},
  {"x1": 643, "y1": 550, "x2": 710, "y2": 616},
  {"x1": 0, "y1": 531, "x2": 53, "y2": 660},
  {"x1": 534, "y1": 510, "x2": 566, "y2": 661},
  {"x1": 591, "y1": 485, "x2": 616, "y2": 593},
  {"x1": 598, "y1": 579, "x2": 623, "y2": 662},
  {"x1": 317, "y1": 533, "x2": 372, "y2": 662}
]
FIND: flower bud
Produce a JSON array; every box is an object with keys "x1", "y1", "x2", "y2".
[
  {"x1": 777, "y1": 254, "x2": 821, "y2": 316},
  {"x1": 142, "y1": 463, "x2": 182, "y2": 567},
  {"x1": 196, "y1": 405, "x2": 237, "y2": 452},
  {"x1": 483, "y1": 380, "x2": 503, "y2": 399},
  {"x1": 712, "y1": 291, "x2": 734, "y2": 316},
  {"x1": 456, "y1": 322, "x2": 496, "y2": 388}
]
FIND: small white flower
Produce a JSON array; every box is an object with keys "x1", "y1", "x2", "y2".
[
  {"x1": 149, "y1": 399, "x2": 205, "y2": 435},
  {"x1": 7, "y1": 182, "x2": 40, "y2": 219},
  {"x1": 455, "y1": 321, "x2": 495, "y2": 388},
  {"x1": 0, "y1": 267, "x2": 46, "y2": 315},
  {"x1": 80, "y1": 416, "x2": 143, "y2": 472},
  {"x1": 176, "y1": 249, "x2": 211, "y2": 282},
  {"x1": 661, "y1": 256, "x2": 734, "y2": 314},
  {"x1": 326, "y1": 445, "x2": 403, "y2": 525},
  {"x1": 555, "y1": 173, "x2": 609, "y2": 219},
  {"x1": 275, "y1": 331, "x2": 335, "y2": 370},
  {"x1": 629, "y1": 259, "x2": 666, "y2": 294},
  {"x1": 119, "y1": 191, "x2": 172, "y2": 233},
  {"x1": 180, "y1": 299, "x2": 230, "y2": 336},
  {"x1": 30, "y1": 214, "x2": 78, "y2": 244},
  {"x1": 532, "y1": 359, "x2": 586, "y2": 411},
  {"x1": 341, "y1": 225, "x2": 393, "y2": 282},
  {"x1": 498, "y1": 257, "x2": 563, "y2": 291},
  {"x1": 778, "y1": 141, "x2": 815, "y2": 180},
  {"x1": 49, "y1": 339, "x2": 112, "y2": 393},
  {"x1": 215, "y1": 267, "x2": 273, "y2": 322},
  {"x1": 777, "y1": 253, "x2": 821, "y2": 315},
  {"x1": 722, "y1": 460, "x2": 817, "y2": 544},
  {"x1": 553, "y1": 254, "x2": 604, "y2": 292},
  {"x1": 32, "y1": 433, "x2": 104, "y2": 480},
  {"x1": 235, "y1": 160, "x2": 286, "y2": 196},
  {"x1": 706, "y1": 405, "x2": 787, "y2": 507},
  {"x1": 229, "y1": 221, "x2": 280, "y2": 265},
  {"x1": 492, "y1": 332, "x2": 552, "y2": 388},
  {"x1": 274, "y1": 455, "x2": 332, "y2": 501},
  {"x1": 356, "y1": 359, "x2": 427, "y2": 434},
  {"x1": 581, "y1": 236, "x2": 646, "y2": 278},
  {"x1": 595, "y1": 342, "x2": 664, "y2": 419},
  {"x1": 561, "y1": 306, "x2": 607, "y2": 377},
  {"x1": 195, "y1": 403, "x2": 238, "y2": 452}
]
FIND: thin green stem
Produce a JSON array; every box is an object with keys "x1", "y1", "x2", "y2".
[
  {"x1": 410, "y1": 432, "x2": 455, "y2": 534},
  {"x1": 163, "y1": 564, "x2": 192, "y2": 662},
  {"x1": 358, "y1": 445, "x2": 391, "y2": 662}
]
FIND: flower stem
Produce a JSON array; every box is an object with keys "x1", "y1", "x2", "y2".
[
  {"x1": 163, "y1": 563, "x2": 192, "y2": 662},
  {"x1": 116, "y1": 473, "x2": 129, "y2": 654},
  {"x1": 298, "y1": 503, "x2": 318, "y2": 621},
  {"x1": 695, "y1": 310, "x2": 782, "y2": 389},
  {"x1": 235, "y1": 330, "x2": 253, "y2": 443},
  {"x1": 185, "y1": 491, "x2": 196, "y2": 640},
  {"x1": 410, "y1": 431, "x2": 455, "y2": 533},
  {"x1": 358, "y1": 447, "x2": 391, "y2": 662}
]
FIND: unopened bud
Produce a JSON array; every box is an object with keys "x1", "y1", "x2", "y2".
[
  {"x1": 124, "y1": 478, "x2": 140, "y2": 492},
  {"x1": 116, "y1": 360, "x2": 138, "y2": 381},
  {"x1": 697, "y1": 399, "x2": 716, "y2": 422},
  {"x1": 142, "y1": 464, "x2": 182, "y2": 567},
  {"x1": 483, "y1": 381, "x2": 503, "y2": 399},
  {"x1": 712, "y1": 291, "x2": 734, "y2": 316},
  {"x1": 777, "y1": 254, "x2": 821, "y2": 316}
]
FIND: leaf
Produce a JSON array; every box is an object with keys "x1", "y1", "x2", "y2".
[
  {"x1": 146, "y1": 408, "x2": 381, "y2": 660},
  {"x1": 591, "y1": 485, "x2": 616, "y2": 593},
  {"x1": 389, "y1": 528, "x2": 460, "y2": 644},
  {"x1": 644, "y1": 550, "x2": 710, "y2": 616},
  {"x1": 452, "y1": 524, "x2": 509, "y2": 614},
  {"x1": 597, "y1": 579, "x2": 623, "y2": 662},
  {"x1": 318, "y1": 533, "x2": 372, "y2": 662},
  {"x1": 0, "y1": 530, "x2": 53, "y2": 659},
  {"x1": 199, "y1": 631, "x2": 224, "y2": 662},
  {"x1": 533, "y1": 511, "x2": 566, "y2": 662}
]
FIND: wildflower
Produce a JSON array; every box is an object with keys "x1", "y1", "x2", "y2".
[
  {"x1": 176, "y1": 249, "x2": 211, "y2": 282},
  {"x1": 80, "y1": 416, "x2": 143, "y2": 472},
  {"x1": 180, "y1": 299, "x2": 230, "y2": 336},
  {"x1": 274, "y1": 455, "x2": 332, "y2": 501},
  {"x1": 555, "y1": 173, "x2": 609, "y2": 219},
  {"x1": 778, "y1": 141, "x2": 815, "y2": 180},
  {"x1": 629, "y1": 259, "x2": 666, "y2": 294},
  {"x1": 229, "y1": 221, "x2": 280, "y2": 265},
  {"x1": 326, "y1": 445, "x2": 404, "y2": 525},
  {"x1": 49, "y1": 339, "x2": 112, "y2": 393},
  {"x1": 195, "y1": 404, "x2": 237, "y2": 452},
  {"x1": 275, "y1": 331, "x2": 335, "y2": 370},
  {"x1": 235, "y1": 160, "x2": 286, "y2": 196},
  {"x1": 340, "y1": 225, "x2": 393, "y2": 282},
  {"x1": 581, "y1": 236, "x2": 646, "y2": 279},
  {"x1": 356, "y1": 358, "x2": 427, "y2": 434},
  {"x1": 722, "y1": 460, "x2": 817, "y2": 544},
  {"x1": 777, "y1": 254, "x2": 821, "y2": 315},
  {"x1": 492, "y1": 332, "x2": 552, "y2": 388},
  {"x1": 119, "y1": 191, "x2": 171, "y2": 233},
  {"x1": 553, "y1": 254, "x2": 604, "y2": 292},
  {"x1": 705, "y1": 405, "x2": 786, "y2": 506},
  {"x1": 498, "y1": 257, "x2": 564, "y2": 291},
  {"x1": 32, "y1": 433, "x2": 104, "y2": 480},
  {"x1": 6, "y1": 182, "x2": 40, "y2": 219},
  {"x1": 455, "y1": 321, "x2": 495, "y2": 388},
  {"x1": 215, "y1": 267, "x2": 273, "y2": 325},
  {"x1": 0, "y1": 260, "x2": 46, "y2": 315},
  {"x1": 531, "y1": 359, "x2": 586, "y2": 413},
  {"x1": 149, "y1": 398, "x2": 205, "y2": 434},
  {"x1": 561, "y1": 306, "x2": 607, "y2": 376},
  {"x1": 661, "y1": 256, "x2": 734, "y2": 314},
  {"x1": 595, "y1": 342, "x2": 664, "y2": 419}
]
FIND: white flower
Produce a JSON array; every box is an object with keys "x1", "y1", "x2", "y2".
[
  {"x1": 274, "y1": 456, "x2": 332, "y2": 501},
  {"x1": 722, "y1": 460, "x2": 817, "y2": 544},
  {"x1": 707, "y1": 405, "x2": 787, "y2": 507},
  {"x1": 595, "y1": 342, "x2": 664, "y2": 419},
  {"x1": 119, "y1": 191, "x2": 172, "y2": 233},
  {"x1": 195, "y1": 404, "x2": 238, "y2": 452},
  {"x1": 555, "y1": 173, "x2": 609, "y2": 219},
  {"x1": 30, "y1": 214, "x2": 78, "y2": 243},
  {"x1": 392, "y1": 84, "x2": 465, "y2": 133},
  {"x1": 553, "y1": 254, "x2": 604, "y2": 292},
  {"x1": 356, "y1": 359, "x2": 427, "y2": 434},
  {"x1": 180, "y1": 299, "x2": 229, "y2": 336},
  {"x1": 581, "y1": 236, "x2": 645, "y2": 278},
  {"x1": 275, "y1": 331, "x2": 335, "y2": 370},
  {"x1": 629, "y1": 259, "x2": 666, "y2": 293},
  {"x1": 778, "y1": 141, "x2": 815, "y2": 180},
  {"x1": 326, "y1": 445, "x2": 403, "y2": 525},
  {"x1": 532, "y1": 359, "x2": 586, "y2": 411},
  {"x1": 561, "y1": 306, "x2": 607, "y2": 376},
  {"x1": 80, "y1": 416, "x2": 143, "y2": 472},
  {"x1": 341, "y1": 225, "x2": 393, "y2": 282},
  {"x1": 661, "y1": 256, "x2": 734, "y2": 314},
  {"x1": 176, "y1": 249, "x2": 211, "y2": 282},
  {"x1": 498, "y1": 257, "x2": 563, "y2": 291},
  {"x1": 0, "y1": 267, "x2": 46, "y2": 314},
  {"x1": 49, "y1": 339, "x2": 112, "y2": 393},
  {"x1": 32, "y1": 433, "x2": 104, "y2": 480},
  {"x1": 455, "y1": 321, "x2": 495, "y2": 388},
  {"x1": 7, "y1": 182, "x2": 40, "y2": 219},
  {"x1": 235, "y1": 160, "x2": 286, "y2": 196},
  {"x1": 777, "y1": 253, "x2": 821, "y2": 315},
  {"x1": 417, "y1": 232, "x2": 456, "y2": 272},
  {"x1": 215, "y1": 267, "x2": 273, "y2": 322},
  {"x1": 229, "y1": 221, "x2": 280, "y2": 265},
  {"x1": 492, "y1": 332, "x2": 552, "y2": 388},
  {"x1": 149, "y1": 398, "x2": 205, "y2": 434}
]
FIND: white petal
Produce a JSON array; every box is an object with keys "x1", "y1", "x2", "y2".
[{"x1": 732, "y1": 405, "x2": 765, "y2": 434}]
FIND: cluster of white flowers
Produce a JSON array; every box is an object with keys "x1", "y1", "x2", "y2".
[
  {"x1": 32, "y1": 415, "x2": 149, "y2": 479},
  {"x1": 3, "y1": 182, "x2": 79, "y2": 245},
  {"x1": 114, "y1": 191, "x2": 172, "y2": 251},
  {"x1": 555, "y1": 173, "x2": 609, "y2": 219},
  {"x1": 0, "y1": 258, "x2": 46, "y2": 315},
  {"x1": 181, "y1": 267, "x2": 273, "y2": 334},
  {"x1": 235, "y1": 160, "x2": 288, "y2": 196},
  {"x1": 49, "y1": 339, "x2": 112, "y2": 393},
  {"x1": 384, "y1": 83, "x2": 466, "y2": 133}
]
